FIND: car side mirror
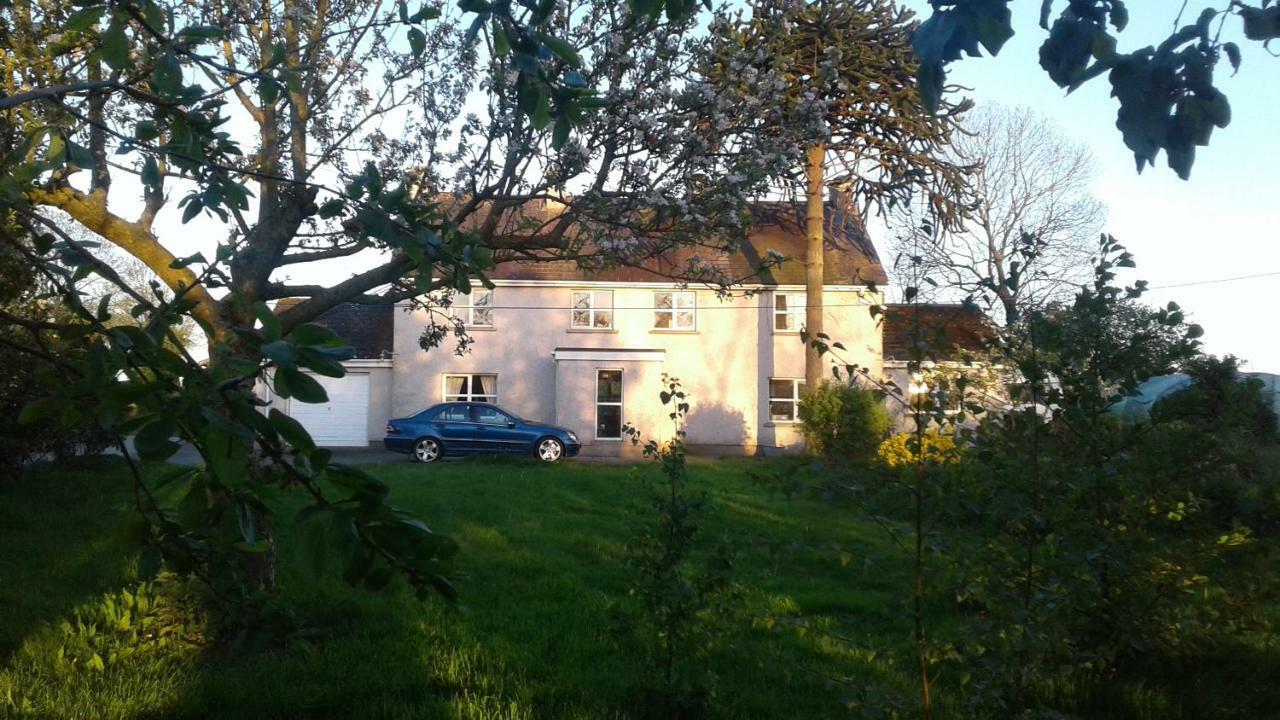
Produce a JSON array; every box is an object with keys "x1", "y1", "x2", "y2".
[{"x1": 507, "y1": 420, "x2": 517, "y2": 428}]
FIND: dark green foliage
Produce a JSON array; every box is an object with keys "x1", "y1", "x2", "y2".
[
  {"x1": 621, "y1": 377, "x2": 737, "y2": 718},
  {"x1": 1152, "y1": 355, "x2": 1278, "y2": 442},
  {"x1": 916, "y1": 1, "x2": 1272, "y2": 178},
  {"x1": 798, "y1": 382, "x2": 892, "y2": 463},
  {"x1": 0, "y1": 244, "x2": 112, "y2": 468},
  {"x1": 948, "y1": 239, "x2": 1280, "y2": 715}
]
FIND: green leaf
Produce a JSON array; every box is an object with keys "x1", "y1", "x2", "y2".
[
  {"x1": 269, "y1": 408, "x2": 316, "y2": 451},
  {"x1": 552, "y1": 114, "x2": 570, "y2": 149},
  {"x1": 254, "y1": 302, "x2": 282, "y2": 340},
  {"x1": 19, "y1": 396, "x2": 66, "y2": 426},
  {"x1": 141, "y1": 156, "x2": 160, "y2": 189},
  {"x1": 537, "y1": 33, "x2": 581, "y2": 67},
  {"x1": 492, "y1": 23, "x2": 511, "y2": 56},
  {"x1": 1222, "y1": 42, "x2": 1241, "y2": 75},
  {"x1": 177, "y1": 24, "x2": 224, "y2": 42},
  {"x1": 65, "y1": 6, "x2": 104, "y2": 33},
  {"x1": 134, "y1": 417, "x2": 180, "y2": 461},
  {"x1": 530, "y1": 86, "x2": 552, "y2": 130},
  {"x1": 259, "y1": 79, "x2": 280, "y2": 105},
  {"x1": 260, "y1": 340, "x2": 295, "y2": 366},
  {"x1": 151, "y1": 50, "x2": 184, "y2": 96},
  {"x1": 180, "y1": 198, "x2": 203, "y2": 223},
  {"x1": 276, "y1": 366, "x2": 328, "y2": 403},
  {"x1": 100, "y1": 20, "x2": 130, "y2": 70},
  {"x1": 67, "y1": 141, "x2": 95, "y2": 171},
  {"x1": 290, "y1": 323, "x2": 342, "y2": 346},
  {"x1": 134, "y1": 120, "x2": 159, "y2": 141},
  {"x1": 408, "y1": 27, "x2": 426, "y2": 56},
  {"x1": 317, "y1": 198, "x2": 345, "y2": 219}
]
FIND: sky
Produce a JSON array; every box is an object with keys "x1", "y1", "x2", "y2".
[{"x1": 883, "y1": 1, "x2": 1280, "y2": 372}]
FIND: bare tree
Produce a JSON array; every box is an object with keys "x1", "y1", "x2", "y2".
[{"x1": 907, "y1": 105, "x2": 1105, "y2": 326}]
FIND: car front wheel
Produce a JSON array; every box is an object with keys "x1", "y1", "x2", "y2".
[
  {"x1": 413, "y1": 438, "x2": 442, "y2": 463},
  {"x1": 536, "y1": 437, "x2": 564, "y2": 463}
]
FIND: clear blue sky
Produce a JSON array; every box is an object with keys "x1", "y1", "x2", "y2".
[{"x1": 889, "y1": 1, "x2": 1280, "y2": 372}]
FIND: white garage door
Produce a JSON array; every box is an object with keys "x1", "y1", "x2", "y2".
[{"x1": 288, "y1": 373, "x2": 369, "y2": 447}]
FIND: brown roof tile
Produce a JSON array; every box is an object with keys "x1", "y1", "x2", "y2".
[
  {"x1": 883, "y1": 304, "x2": 993, "y2": 362},
  {"x1": 487, "y1": 201, "x2": 886, "y2": 286}
]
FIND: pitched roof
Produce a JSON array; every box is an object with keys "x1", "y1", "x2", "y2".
[
  {"x1": 274, "y1": 299, "x2": 393, "y2": 359},
  {"x1": 486, "y1": 201, "x2": 887, "y2": 286},
  {"x1": 882, "y1": 304, "x2": 993, "y2": 362}
]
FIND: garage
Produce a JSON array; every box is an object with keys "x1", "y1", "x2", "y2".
[{"x1": 288, "y1": 372, "x2": 370, "y2": 447}]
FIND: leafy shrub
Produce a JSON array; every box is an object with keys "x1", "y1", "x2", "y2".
[
  {"x1": 51, "y1": 578, "x2": 204, "y2": 674},
  {"x1": 0, "y1": 320, "x2": 114, "y2": 468},
  {"x1": 1151, "y1": 355, "x2": 1278, "y2": 441},
  {"x1": 876, "y1": 431, "x2": 960, "y2": 468},
  {"x1": 798, "y1": 382, "x2": 891, "y2": 462}
]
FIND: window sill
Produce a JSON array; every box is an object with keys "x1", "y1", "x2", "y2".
[
  {"x1": 568, "y1": 327, "x2": 617, "y2": 333},
  {"x1": 464, "y1": 326, "x2": 496, "y2": 332},
  {"x1": 649, "y1": 329, "x2": 698, "y2": 335},
  {"x1": 594, "y1": 437, "x2": 624, "y2": 442},
  {"x1": 772, "y1": 330, "x2": 802, "y2": 335},
  {"x1": 764, "y1": 421, "x2": 801, "y2": 427}
]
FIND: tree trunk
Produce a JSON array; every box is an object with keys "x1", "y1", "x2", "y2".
[
  {"x1": 804, "y1": 143, "x2": 825, "y2": 390},
  {"x1": 207, "y1": 328, "x2": 279, "y2": 595}
]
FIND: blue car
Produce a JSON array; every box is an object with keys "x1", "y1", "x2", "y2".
[{"x1": 384, "y1": 402, "x2": 581, "y2": 463}]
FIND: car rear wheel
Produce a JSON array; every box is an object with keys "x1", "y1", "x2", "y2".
[
  {"x1": 536, "y1": 437, "x2": 564, "y2": 463},
  {"x1": 413, "y1": 437, "x2": 442, "y2": 463}
]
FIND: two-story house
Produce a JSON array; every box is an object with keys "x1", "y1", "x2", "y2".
[{"x1": 268, "y1": 203, "x2": 888, "y2": 456}]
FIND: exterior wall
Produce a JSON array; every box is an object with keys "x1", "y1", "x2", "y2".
[
  {"x1": 361, "y1": 365, "x2": 394, "y2": 442},
  {"x1": 390, "y1": 282, "x2": 883, "y2": 454}
]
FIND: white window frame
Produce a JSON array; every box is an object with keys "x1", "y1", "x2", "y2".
[
  {"x1": 441, "y1": 373, "x2": 498, "y2": 404},
  {"x1": 652, "y1": 290, "x2": 696, "y2": 331},
  {"x1": 571, "y1": 290, "x2": 614, "y2": 330},
  {"x1": 595, "y1": 368, "x2": 623, "y2": 440},
  {"x1": 457, "y1": 289, "x2": 494, "y2": 328},
  {"x1": 768, "y1": 378, "x2": 806, "y2": 423},
  {"x1": 773, "y1": 292, "x2": 806, "y2": 333}
]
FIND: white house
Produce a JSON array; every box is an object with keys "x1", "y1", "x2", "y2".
[{"x1": 268, "y1": 203, "x2": 889, "y2": 456}]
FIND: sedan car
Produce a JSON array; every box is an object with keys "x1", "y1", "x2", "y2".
[{"x1": 383, "y1": 402, "x2": 581, "y2": 463}]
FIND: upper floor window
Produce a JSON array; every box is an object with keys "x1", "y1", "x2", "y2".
[
  {"x1": 458, "y1": 289, "x2": 493, "y2": 327},
  {"x1": 774, "y1": 292, "x2": 806, "y2": 332},
  {"x1": 443, "y1": 373, "x2": 496, "y2": 403},
  {"x1": 571, "y1": 290, "x2": 614, "y2": 330},
  {"x1": 653, "y1": 291, "x2": 696, "y2": 331}
]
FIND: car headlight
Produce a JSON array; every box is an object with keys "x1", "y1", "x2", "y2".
[
  {"x1": 567, "y1": 431, "x2": 579, "y2": 443},
  {"x1": 385, "y1": 423, "x2": 399, "y2": 434}
]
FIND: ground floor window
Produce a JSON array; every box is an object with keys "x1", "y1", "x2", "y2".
[
  {"x1": 769, "y1": 378, "x2": 806, "y2": 422},
  {"x1": 443, "y1": 374, "x2": 497, "y2": 403},
  {"x1": 596, "y1": 369, "x2": 622, "y2": 439}
]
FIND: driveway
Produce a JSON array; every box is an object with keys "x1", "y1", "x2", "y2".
[{"x1": 113, "y1": 441, "x2": 407, "y2": 466}]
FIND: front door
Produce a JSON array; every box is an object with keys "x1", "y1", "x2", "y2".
[{"x1": 596, "y1": 370, "x2": 623, "y2": 440}]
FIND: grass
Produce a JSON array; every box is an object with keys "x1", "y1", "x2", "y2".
[{"x1": 1, "y1": 454, "x2": 1276, "y2": 719}]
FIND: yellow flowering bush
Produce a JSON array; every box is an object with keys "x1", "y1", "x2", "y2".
[{"x1": 876, "y1": 430, "x2": 961, "y2": 468}]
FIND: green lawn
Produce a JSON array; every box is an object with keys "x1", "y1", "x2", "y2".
[
  {"x1": 1, "y1": 455, "x2": 1275, "y2": 719},
  {"x1": 1, "y1": 456, "x2": 926, "y2": 719}
]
